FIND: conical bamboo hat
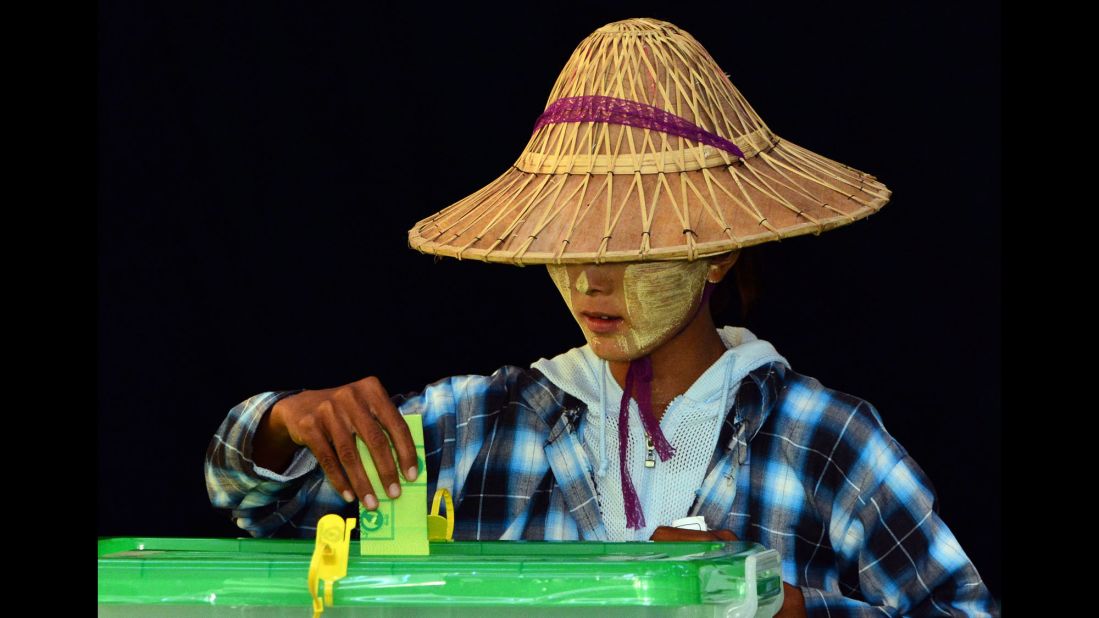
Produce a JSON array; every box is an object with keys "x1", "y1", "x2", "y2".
[{"x1": 408, "y1": 18, "x2": 890, "y2": 265}]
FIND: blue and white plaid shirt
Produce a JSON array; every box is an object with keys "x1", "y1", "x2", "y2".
[{"x1": 207, "y1": 347, "x2": 999, "y2": 616}]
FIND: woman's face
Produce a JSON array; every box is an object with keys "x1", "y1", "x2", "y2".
[{"x1": 547, "y1": 260, "x2": 711, "y2": 361}]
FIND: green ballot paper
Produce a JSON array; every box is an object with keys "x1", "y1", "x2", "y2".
[{"x1": 355, "y1": 414, "x2": 429, "y2": 556}]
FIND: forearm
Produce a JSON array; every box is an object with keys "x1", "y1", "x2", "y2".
[{"x1": 207, "y1": 390, "x2": 329, "y2": 537}]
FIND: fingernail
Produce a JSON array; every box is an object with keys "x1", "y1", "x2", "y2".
[
  {"x1": 363, "y1": 494, "x2": 378, "y2": 510},
  {"x1": 341, "y1": 490, "x2": 354, "y2": 503},
  {"x1": 406, "y1": 466, "x2": 418, "y2": 482},
  {"x1": 388, "y1": 483, "x2": 401, "y2": 498}
]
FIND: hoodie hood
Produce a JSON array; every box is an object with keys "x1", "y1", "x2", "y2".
[
  {"x1": 532, "y1": 326, "x2": 790, "y2": 473},
  {"x1": 532, "y1": 325, "x2": 789, "y2": 411},
  {"x1": 531, "y1": 325, "x2": 791, "y2": 539}
]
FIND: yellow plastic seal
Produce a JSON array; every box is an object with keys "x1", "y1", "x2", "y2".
[
  {"x1": 426, "y1": 487, "x2": 455, "y2": 542},
  {"x1": 308, "y1": 514, "x2": 356, "y2": 617}
]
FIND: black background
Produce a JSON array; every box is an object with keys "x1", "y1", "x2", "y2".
[{"x1": 98, "y1": 0, "x2": 1001, "y2": 603}]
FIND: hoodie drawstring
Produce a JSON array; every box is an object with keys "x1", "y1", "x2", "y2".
[
  {"x1": 597, "y1": 361, "x2": 609, "y2": 479},
  {"x1": 615, "y1": 282, "x2": 715, "y2": 530}
]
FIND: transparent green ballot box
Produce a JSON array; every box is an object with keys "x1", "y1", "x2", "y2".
[{"x1": 98, "y1": 537, "x2": 784, "y2": 617}]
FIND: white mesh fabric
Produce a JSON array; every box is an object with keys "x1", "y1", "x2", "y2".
[
  {"x1": 530, "y1": 326, "x2": 792, "y2": 540},
  {"x1": 582, "y1": 360, "x2": 735, "y2": 541}
]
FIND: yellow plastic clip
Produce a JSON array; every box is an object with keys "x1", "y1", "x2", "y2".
[
  {"x1": 308, "y1": 514, "x2": 356, "y2": 617},
  {"x1": 426, "y1": 488, "x2": 455, "y2": 541}
]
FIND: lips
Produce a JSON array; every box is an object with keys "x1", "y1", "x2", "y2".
[{"x1": 580, "y1": 311, "x2": 623, "y2": 334}]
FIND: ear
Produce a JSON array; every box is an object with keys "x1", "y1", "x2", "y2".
[{"x1": 706, "y1": 251, "x2": 740, "y2": 284}]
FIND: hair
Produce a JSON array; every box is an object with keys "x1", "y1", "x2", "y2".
[{"x1": 709, "y1": 247, "x2": 761, "y2": 324}]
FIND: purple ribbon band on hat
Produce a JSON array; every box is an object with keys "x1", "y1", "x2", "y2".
[
  {"x1": 618, "y1": 282, "x2": 717, "y2": 530},
  {"x1": 533, "y1": 95, "x2": 745, "y2": 159}
]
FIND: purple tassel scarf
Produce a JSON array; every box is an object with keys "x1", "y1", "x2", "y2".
[{"x1": 617, "y1": 282, "x2": 716, "y2": 529}]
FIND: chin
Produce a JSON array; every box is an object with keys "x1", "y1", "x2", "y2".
[{"x1": 585, "y1": 334, "x2": 662, "y2": 362}]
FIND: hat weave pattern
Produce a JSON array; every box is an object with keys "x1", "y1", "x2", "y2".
[{"x1": 408, "y1": 18, "x2": 891, "y2": 265}]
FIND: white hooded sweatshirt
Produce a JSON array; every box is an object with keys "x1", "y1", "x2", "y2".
[{"x1": 531, "y1": 326, "x2": 790, "y2": 540}]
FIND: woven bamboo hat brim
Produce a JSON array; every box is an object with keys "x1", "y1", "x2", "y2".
[{"x1": 408, "y1": 18, "x2": 891, "y2": 265}]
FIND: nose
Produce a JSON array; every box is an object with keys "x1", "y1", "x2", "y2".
[{"x1": 576, "y1": 264, "x2": 615, "y2": 295}]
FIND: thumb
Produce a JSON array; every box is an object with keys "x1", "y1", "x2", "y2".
[
  {"x1": 712, "y1": 529, "x2": 739, "y2": 542},
  {"x1": 650, "y1": 526, "x2": 741, "y2": 542}
]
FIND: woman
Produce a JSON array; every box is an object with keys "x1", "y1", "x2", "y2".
[{"x1": 206, "y1": 18, "x2": 997, "y2": 616}]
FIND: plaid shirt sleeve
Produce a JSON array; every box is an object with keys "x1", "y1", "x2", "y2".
[
  {"x1": 205, "y1": 367, "x2": 529, "y2": 538},
  {"x1": 389, "y1": 365, "x2": 543, "y2": 537},
  {"x1": 796, "y1": 451, "x2": 999, "y2": 616},
  {"x1": 757, "y1": 372, "x2": 1000, "y2": 617},
  {"x1": 204, "y1": 389, "x2": 356, "y2": 538}
]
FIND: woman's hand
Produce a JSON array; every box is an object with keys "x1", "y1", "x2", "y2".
[
  {"x1": 649, "y1": 526, "x2": 807, "y2": 617},
  {"x1": 649, "y1": 525, "x2": 738, "y2": 542},
  {"x1": 254, "y1": 376, "x2": 418, "y2": 510}
]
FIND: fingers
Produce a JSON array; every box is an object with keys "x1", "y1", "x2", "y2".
[
  {"x1": 650, "y1": 526, "x2": 714, "y2": 542},
  {"x1": 356, "y1": 377, "x2": 419, "y2": 482},
  {"x1": 339, "y1": 381, "x2": 401, "y2": 502},
  {"x1": 357, "y1": 411, "x2": 405, "y2": 501},
  {"x1": 280, "y1": 375, "x2": 418, "y2": 512},
  {"x1": 294, "y1": 413, "x2": 358, "y2": 506},
  {"x1": 711, "y1": 529, "x2": 739, "y2": 542},
  {"x1": 649, "y1": 525, "x2": 740, "y2": 542},
  {"x1": 318, "y1": 401, "x2": 379, "y2": 510}
]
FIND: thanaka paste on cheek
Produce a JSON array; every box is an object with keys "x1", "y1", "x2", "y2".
[
  {"x1": 546, "y1": 261, "x2": 709, "y2": 360},
  {"x1": 617, "y1": 260, "x2": 709, "y2": 357},
  {"x1": 574, "y1": 270, "x2": 591, "y2": 295}
]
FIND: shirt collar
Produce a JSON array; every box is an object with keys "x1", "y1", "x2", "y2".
[{"x1": 532, "y1": 326, "x2": 790, "y2": 415}]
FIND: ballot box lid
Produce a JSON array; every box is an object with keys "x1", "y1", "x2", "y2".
[{"x1": 99, "y1": 537, "x2": 783, "y2": 616}]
